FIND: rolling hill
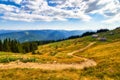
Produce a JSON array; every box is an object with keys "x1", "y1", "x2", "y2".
[
  {"x1": 0, "y1": 27, "x2": 119, "y2": 80},
  {"x1": 33, "y1": 27, "x2": 120, "y2": 79},
  {"x1": 0, "y1": 30, "x2": 88, "y2": 42}
]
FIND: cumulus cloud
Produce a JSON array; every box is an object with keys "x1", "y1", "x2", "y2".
[
  {"x1": 103, "y1": 13, "x2": 120, "y2": 23},
  {"x1": 0, "y1": 4, "x2": 14, "y2": 11},
  {"x1": 0, "y1": 0, "x2": 120, "y2": 23},
  {"x1": 12, "y1": 0, "x2": 22, "y2": 4}
]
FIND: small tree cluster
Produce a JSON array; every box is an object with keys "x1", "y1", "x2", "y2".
[
  {"x1": 96, "y1": 29, "x2": 109, "y2": 33},
  {"x1": 0, "y1": 39, "x2": 59, "y2": 54},
  {"x1": 81, "y1": 32, "x2": 96, "y2": 37},
  {"x1": 0, "y1": 39, "x2": 38, "y2": 53}
]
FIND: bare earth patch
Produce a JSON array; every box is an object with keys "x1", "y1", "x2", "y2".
[{"x1": 0, "y1": 59, "x2": 96, "y2": 70}]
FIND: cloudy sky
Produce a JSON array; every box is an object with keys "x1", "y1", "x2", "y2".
[{"x1": 0, "y1": 0, "x2": 120, "y2": 30}]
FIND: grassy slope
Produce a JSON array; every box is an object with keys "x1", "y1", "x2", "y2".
[
  {"x1": 0, "y1": 28, "x2": 120, "y2": 80},
  {"x1": 74, "y1": 28, "x2": 120, "y2": 80}
]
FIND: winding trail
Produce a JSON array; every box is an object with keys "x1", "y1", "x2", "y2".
[
  {"x1": 67, "y1": 42, "x2": 96, "y2": 56},
  {"x1": 0, "y1": 42, "x2": 97, "y2": 70}
]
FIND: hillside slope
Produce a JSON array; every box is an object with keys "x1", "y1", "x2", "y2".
[
  {"x1": 34, "y1": 27, "x2": 120, "y2": 79},
  {"x1": 0, "y1": 28, "x2": 119, "y2": 80}
]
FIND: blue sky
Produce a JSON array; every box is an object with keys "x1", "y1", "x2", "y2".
[{"x1": 0, "y1": 0, "x2": 120, "y2": 30}]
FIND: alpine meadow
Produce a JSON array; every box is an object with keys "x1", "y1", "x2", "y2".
[{"x1": 0, "y1": 0, "x2": 120, "y2": 80}]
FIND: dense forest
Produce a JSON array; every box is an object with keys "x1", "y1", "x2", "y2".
[{"x1": 0, "y1": 39, "x2": 55, "y2": 53}]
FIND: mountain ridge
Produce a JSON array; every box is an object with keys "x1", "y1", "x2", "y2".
[{"x1": 0, "y1": 30, "x2": 89, "y2": 42}]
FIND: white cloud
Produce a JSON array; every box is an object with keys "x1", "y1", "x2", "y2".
[
  {"x1": 103, "y1": 13, "x2": 120, "y2": 23},
  {"x1": 12, "y1": 0, "x2": 22, "y2": 4},
  {"x1": 0, "y1": 4, "x2": 14, "y2": 12},
  {"x1": 0, "y1": 0, "x2": 119, "y2": 23}
]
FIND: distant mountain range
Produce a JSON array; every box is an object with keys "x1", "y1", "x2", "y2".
[
  {"x1": 0, "y1": 30, "x2": 89, "y2": 42},
  {"x1": 0, "y1": 30, "x2": 20, "y2": 34}
]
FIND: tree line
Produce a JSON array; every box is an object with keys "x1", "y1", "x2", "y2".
[
  {"x1": 68, "y1": 29, "x2": 109, "y2": 39},
  {"x1": 0, "y1": 39, "x2": 55, "y2": 53}
]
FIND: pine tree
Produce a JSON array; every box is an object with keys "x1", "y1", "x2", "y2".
[
  {"x1": 0, "y1": 40, "x2": 2, "y2": 51},
  {"x1": 3, "y1": 39, "x2": 11, "y2": 52}
]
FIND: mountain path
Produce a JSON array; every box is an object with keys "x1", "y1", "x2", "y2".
[
  {"x1": 67, "y1": 42, "x2": 96, "y2": 56},
  {"x1": 0, "y1": 42, "x2": 97, "y2": 70},
  {"x1": 0, "y1": 60, "x2": 97, "y2": 70}
]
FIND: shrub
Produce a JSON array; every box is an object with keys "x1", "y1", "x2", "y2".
[
  {"x1": 49, "y1": 52, "x2": 57, "y2": 56},
  {"x1": 20, "y1": 58, "x2": 37, "y2": 63},
  {"x1": 0, "y1": 57, "x2": 18, "y2": 63}
]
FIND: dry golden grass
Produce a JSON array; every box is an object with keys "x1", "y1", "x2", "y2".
[
  {"x1": 36, "y1": 38, "x2": 90, "y2": 57},
  {"x1": 0, "y1": 28, "x2": 119, "y2": 80},
  {"x1": 74, "y1": 41, "x2": 120, "y2": 80}
]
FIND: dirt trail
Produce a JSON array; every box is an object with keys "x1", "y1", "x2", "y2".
[
  {"x1": 0, "y1": 60, "x2": 96, "y2": 70},
  {"x1": 67, "y1": 42, "x2": 96, "y2": 56},
  {"x1": 0, "y1": 42, "x2": 97, "y2": 70}
]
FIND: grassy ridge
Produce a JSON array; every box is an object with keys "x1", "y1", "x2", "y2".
[
  {"x1": 37, "y1": 38, "x2": 91, "y2": 57},
  {"x1": 74, "y1": 28, "x2": 120, "y2": 80}
]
